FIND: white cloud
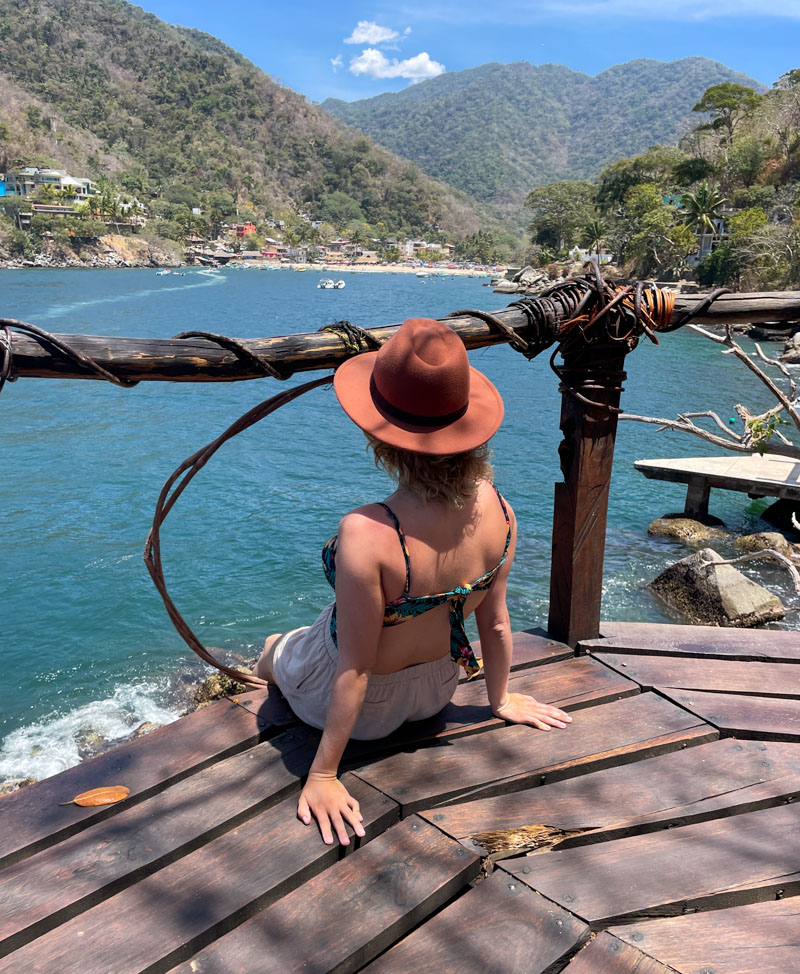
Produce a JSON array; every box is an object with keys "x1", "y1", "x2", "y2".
[
  {"x1": 349, "y1": 49, "x2": 446, "y2": 81},
  {"x1": 344, "y1": 21, "x2": 401, "y2": 45},
  {"x1": 330, "y1": 54, "x2": 343, "y2": 71}
]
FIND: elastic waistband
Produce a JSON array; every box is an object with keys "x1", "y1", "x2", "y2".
[{"x1": 367, "y1": 652, "x2": 457, "y2": 686}]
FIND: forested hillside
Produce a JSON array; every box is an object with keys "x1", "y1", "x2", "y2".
[
  {"x1": 322, "y1": 58, "x2": 764, "y2": 221},
  {"x1": 0, "y1": 0, "x2": 480, "y2": 237}
]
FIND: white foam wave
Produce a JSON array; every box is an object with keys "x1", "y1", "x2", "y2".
[
  {"x1": 37, "y1": 272, "x2": 225, "y2": 318},
  {"x1": 0, "y1": 683, "x2": 182, "y2": 783}
]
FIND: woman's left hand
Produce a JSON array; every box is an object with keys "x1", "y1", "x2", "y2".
[{"x1": 493, "y1": 693, "x2": 572, "y2": 731}]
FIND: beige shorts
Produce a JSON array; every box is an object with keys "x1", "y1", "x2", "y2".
[{"x1": 271, "y1": 601, "x2": 460, "y2": 740}]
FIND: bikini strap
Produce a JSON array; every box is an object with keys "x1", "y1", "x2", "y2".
[
  {"x1": 377, "y1": 502, "x2": 411, "y2": 595},
  {"x1": 492, "y1": 484, "x2": 512, "y2": 558}
]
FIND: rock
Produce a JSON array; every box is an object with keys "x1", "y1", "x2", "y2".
[
  {"x1": 76, "y1": 727, "x2": 106, "y2": 761},
  {"x1": 760, "y1": 499, "x2": 800, "y2": 538},
  {"x1": 492, "y1": 280, "x2": 519, "y2": 294},
  {"x1": 648, "y1": 516, "x2": 728, "y2": 544},
  {"x1": 0, "y1": 777, "x2": 37, "y2": 796},
  {"x1": 779, "y1": 331, "x2": 800, "y2": 364},
  {"x1": 734, "y1": 531, "x2": 797, "y2": 562},
  {"x1": 649, "y1": 548, "x2": 785, "y2": 627},
  {"x1": 131, "y1": 721, "x2": 156, "y2": 739},
  {"x1": 192, "y1": 666, "x2": 253, "y2": 707}
]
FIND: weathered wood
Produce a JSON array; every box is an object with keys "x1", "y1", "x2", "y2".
[
  {"x1": 166, "y1": 816, "x2": 480, "y2": 974},
  {"x1": 0, "y1": 690, "x2": 293, "y2": 870},
  {"x1": 505, "y1": 802, "x2": 800, "y2": 927},
  {"x1": 0, "y1": 776, "x2": 398, "y2": 974},
  {"x1": 0, "y1": 727, "x2": 321, "y2": 955},
  {"x1": 350, "y1": 657, "x2": 637, "y2": 752},
  {"x1": 560, "y1": 932, "x2": 676, "y2": 974},
  {"x1": 420, "y1": 738, "x2": 800, "y2": 857},
  {"x1": 352, "y1": 693, "x2": 716, "y2": 816},
  {"x1": 659, "y1": 688, "x2": 800, "y2": 741},
  {"x1": 634, "y1": 453, "x2": 800, "y2": 504},
  {"x1": 467, "y1": 628, "x2": 574, "y2": 678},
  {"x1": 548, "y1": 345, "x2": 628, "y2": 646},
  {"x1": 579, "y1": 621, "x2": 800, "y2": 662},
  {"x1": 9, "y1": 292, "x2": 800, "y2": 382},
  {"x1": 609, "y1": 897, "x2": 800, "y2": 974},
  {"x1": 594, "y1": 653, "x2": 800, "y2": 698},
  {"x1": 362, "y1": 868, "x2": 589, "y2": 974}
]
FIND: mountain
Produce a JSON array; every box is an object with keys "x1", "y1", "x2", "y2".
[
  {"x1": 0, "y1": 0, "x2": 481, "y2": 237},
  {"x1": 322, "y1": 58, "x2": 765, "y2": 221}
]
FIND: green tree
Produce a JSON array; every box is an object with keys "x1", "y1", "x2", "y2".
[
  {"x1": 596, "y1": 146, "x2": 684, "y2": 210},
  {"x1": 525, "y1": 180, "x2": 595, "y2": 251},
  {"x1": 693, "y1": 83, "x2": 763, "y2": 143},
  {"x1": 681, "y1": 182, "x2": 727, "y2": 238},
  {"x1": 581, "y1": 218, "x2": 607, "y2": 255}
]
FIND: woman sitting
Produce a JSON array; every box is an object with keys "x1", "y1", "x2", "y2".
[{"x1": 255, "y1": 317, "x2": 571, "y2": 845}]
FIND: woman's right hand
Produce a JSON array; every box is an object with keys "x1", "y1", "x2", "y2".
[{"x1": 297, "y1": 771, "x2": 366, "y2": 846}]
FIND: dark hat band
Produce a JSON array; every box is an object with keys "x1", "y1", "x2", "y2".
[{"x1": 370, "y1": 374, "x2": 468, "y2": 429}]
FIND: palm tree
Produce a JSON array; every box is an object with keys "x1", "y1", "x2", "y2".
[
  {"x1": 581, "y1": 219, "x2": 607, "y2": 255},
  {"x1": 681, "y1": 182, "x2": 727, "y2": 240}
]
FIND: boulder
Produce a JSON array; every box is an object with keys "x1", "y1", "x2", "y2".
[
  {"x1": 649, "y1": 547, "x2": 785, "y2": 627},
  {"x1": 779, "y1": 331, "x2": 800, "y2": 364},
  {"x1": 648, "y1": 516, "x2": 727, "y2": 544},
  {"x1": 192, "y1": 665, "x2": 253, "y2": 708},
  {"x1": 734, "y1": 531, "x2": 797, "y2": 563},
  {"x1": 760, "y1": 499, "x2": 800, "y2": 538}
]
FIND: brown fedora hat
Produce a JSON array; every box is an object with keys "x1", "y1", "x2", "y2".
[{"x1": 333, "y1": 318, "x2": 504, "y2": 455}]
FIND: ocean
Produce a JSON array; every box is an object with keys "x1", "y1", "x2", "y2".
[{"x1": 1, "y1": 267, "x2": 796, "y2": 783}]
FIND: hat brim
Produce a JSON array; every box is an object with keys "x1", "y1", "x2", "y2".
[{"x1": 334, "y1": 351, "x2": 504, "y2": 455}]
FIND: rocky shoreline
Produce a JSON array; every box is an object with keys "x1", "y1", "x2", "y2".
[{"x1": 0, "y1": 233, "x2": 182, "y2": 270}]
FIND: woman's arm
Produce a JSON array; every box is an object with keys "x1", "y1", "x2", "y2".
[
  {"x1": 298, "y1": 510, "x2": 385, "y2": 845},
  {"x1": 475, "y1": 500, "x2": 572, "y2": 732}
]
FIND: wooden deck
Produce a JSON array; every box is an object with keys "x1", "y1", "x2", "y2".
[
  {"x1": 634, "y1": 454, "x2": 800, "y2": 517},
  {"x1": 1, "y1": 623, "x2": 799, "y2": 974}
]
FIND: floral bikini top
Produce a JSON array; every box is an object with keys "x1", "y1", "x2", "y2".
[{"x1": 321, "y1": 485, "x2": 511, "y2": 679}]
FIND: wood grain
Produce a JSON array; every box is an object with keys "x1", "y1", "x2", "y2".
[
  {"x1": 352, "y1": 692, "x2": 716, "y2": 816},
  {"x1": 0, "y1": 776, "x2": 398, "y2": 974},
  {"x1": 166, "y1": 816, "x2": 480, "y2": 974},
  {"x1": 505, "y1": 802, "x2": 800, "y2": 927},
  {"x1": 560, "y1": 932, "x2": 676, "y2": 974},
  {"x1": 580, "y1": 621, "x2": 800, "y2": 662},
  {"x1": 0, "y1": 692, "x2": 289, "y2": 869},
  {"x1": 659, "y1": 688, "x2": 800, "y2": 742},
  {"x1": 420, "y1": 738, "x2": 800, "y2": 856},
  {"x1": 610, "y1": 897, "x2": 800, "y2": 974},
  {"x1": 362, "y1": 868, "x2": 589, "y2": 974},
  {"x1": 594, "y1": 653, "x2": 800, "y2": 698},
  {"x1": 0, "y1": 728, "x2": 321, "y2": 955}
]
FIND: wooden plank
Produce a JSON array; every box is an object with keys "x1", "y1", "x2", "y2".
[
  {"x1": 466, "y1": 628, "x2": 574, "y2": 679},
  {"x1": 0, "y1": 690, "x2": 294, "y2": 870},
  {"x1": 579, "y1": 621, "x2": 800, "y2": 662},
  {"x1": 420, "y1": 739, "x2": 800, "y2": 857},
  {"x1": 610, "y1": 897, "x2": 800, "y2": 974},
  {"x1": 0, "y1": 776, "x2": 398, "y2": 974},
  {"x1": 166, "y1": 817, "x2": 480, "y2": 974},
  {"x1": 560, "y1": 932, "x2": 676, "y2": 974},
  {"x1": 361, "y1": 657, "x2": 638, "y2": 751},
  {"x1": 352, "y1": 693, "x2": 716, "y2": 816},
  {"x1": 362, "y1": 868, "x2": 589, "y2": 974},
  {"x1": 0, "y1": 727, "x2": 322, "y2": 955},
  {"x1": 595, "y1": 654, "x2": 800, "y2": 698},
  {"x1": 659, "y1": 688, "x2": 800, "y2": 742},
  {"x1": 505, "y1": 802, "x2": 800, "y2": 928}
]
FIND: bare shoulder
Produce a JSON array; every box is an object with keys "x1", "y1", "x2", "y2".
[
  {"x1": 337, "y1": 504, "x2": 397, "y2": 544},
  {"x1": 482, "y1": 480, "x2": 516, "y2": 528}
]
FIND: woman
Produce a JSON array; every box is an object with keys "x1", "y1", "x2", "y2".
[{"x1": 255, "y1": 317, "x2": 571, "y2": 845}]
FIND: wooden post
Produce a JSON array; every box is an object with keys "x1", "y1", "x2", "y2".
[{"x1": 548, "y1": 344, "x2": 628, "y2": 647}]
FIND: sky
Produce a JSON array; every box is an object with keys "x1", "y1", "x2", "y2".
[{"x1": 140, "y1": 0, "x2": 800, "y2": 103}]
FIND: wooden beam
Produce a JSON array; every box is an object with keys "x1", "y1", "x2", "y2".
[{"x1": 5, "y1": 290, "x2": 800, "y2": 383}]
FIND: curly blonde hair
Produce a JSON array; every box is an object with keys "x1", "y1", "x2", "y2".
[{"x1": 367, "y1": 436, "x2": 494, "y2": 508}]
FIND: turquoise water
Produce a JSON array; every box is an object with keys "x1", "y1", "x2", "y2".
[{"x1": 2, "y1": 267, "x2": 797, "y2": 780}]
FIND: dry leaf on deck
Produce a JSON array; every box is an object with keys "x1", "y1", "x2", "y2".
[{"x1": 59, "y1": 785, "x2": 130, "y2": 807}]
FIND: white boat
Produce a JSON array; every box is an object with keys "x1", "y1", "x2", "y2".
[
  {"x1": 317, "y1": 278, "x2": 335, "y2": 289},
  {"x1": 333, "y1": 280, "x2": 346, "y2": 289}
]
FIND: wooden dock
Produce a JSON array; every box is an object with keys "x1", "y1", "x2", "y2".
[
  {"x1": 634, "y1": 454, "x2": 800, "y2": 518},
  {"x1": 1, "y1": 623, "x2": 798, "y2": 974}
]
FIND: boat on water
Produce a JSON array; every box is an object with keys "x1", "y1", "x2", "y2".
[{"x1": 318, "y1": 279, "x2": 345, "y2": 289}]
